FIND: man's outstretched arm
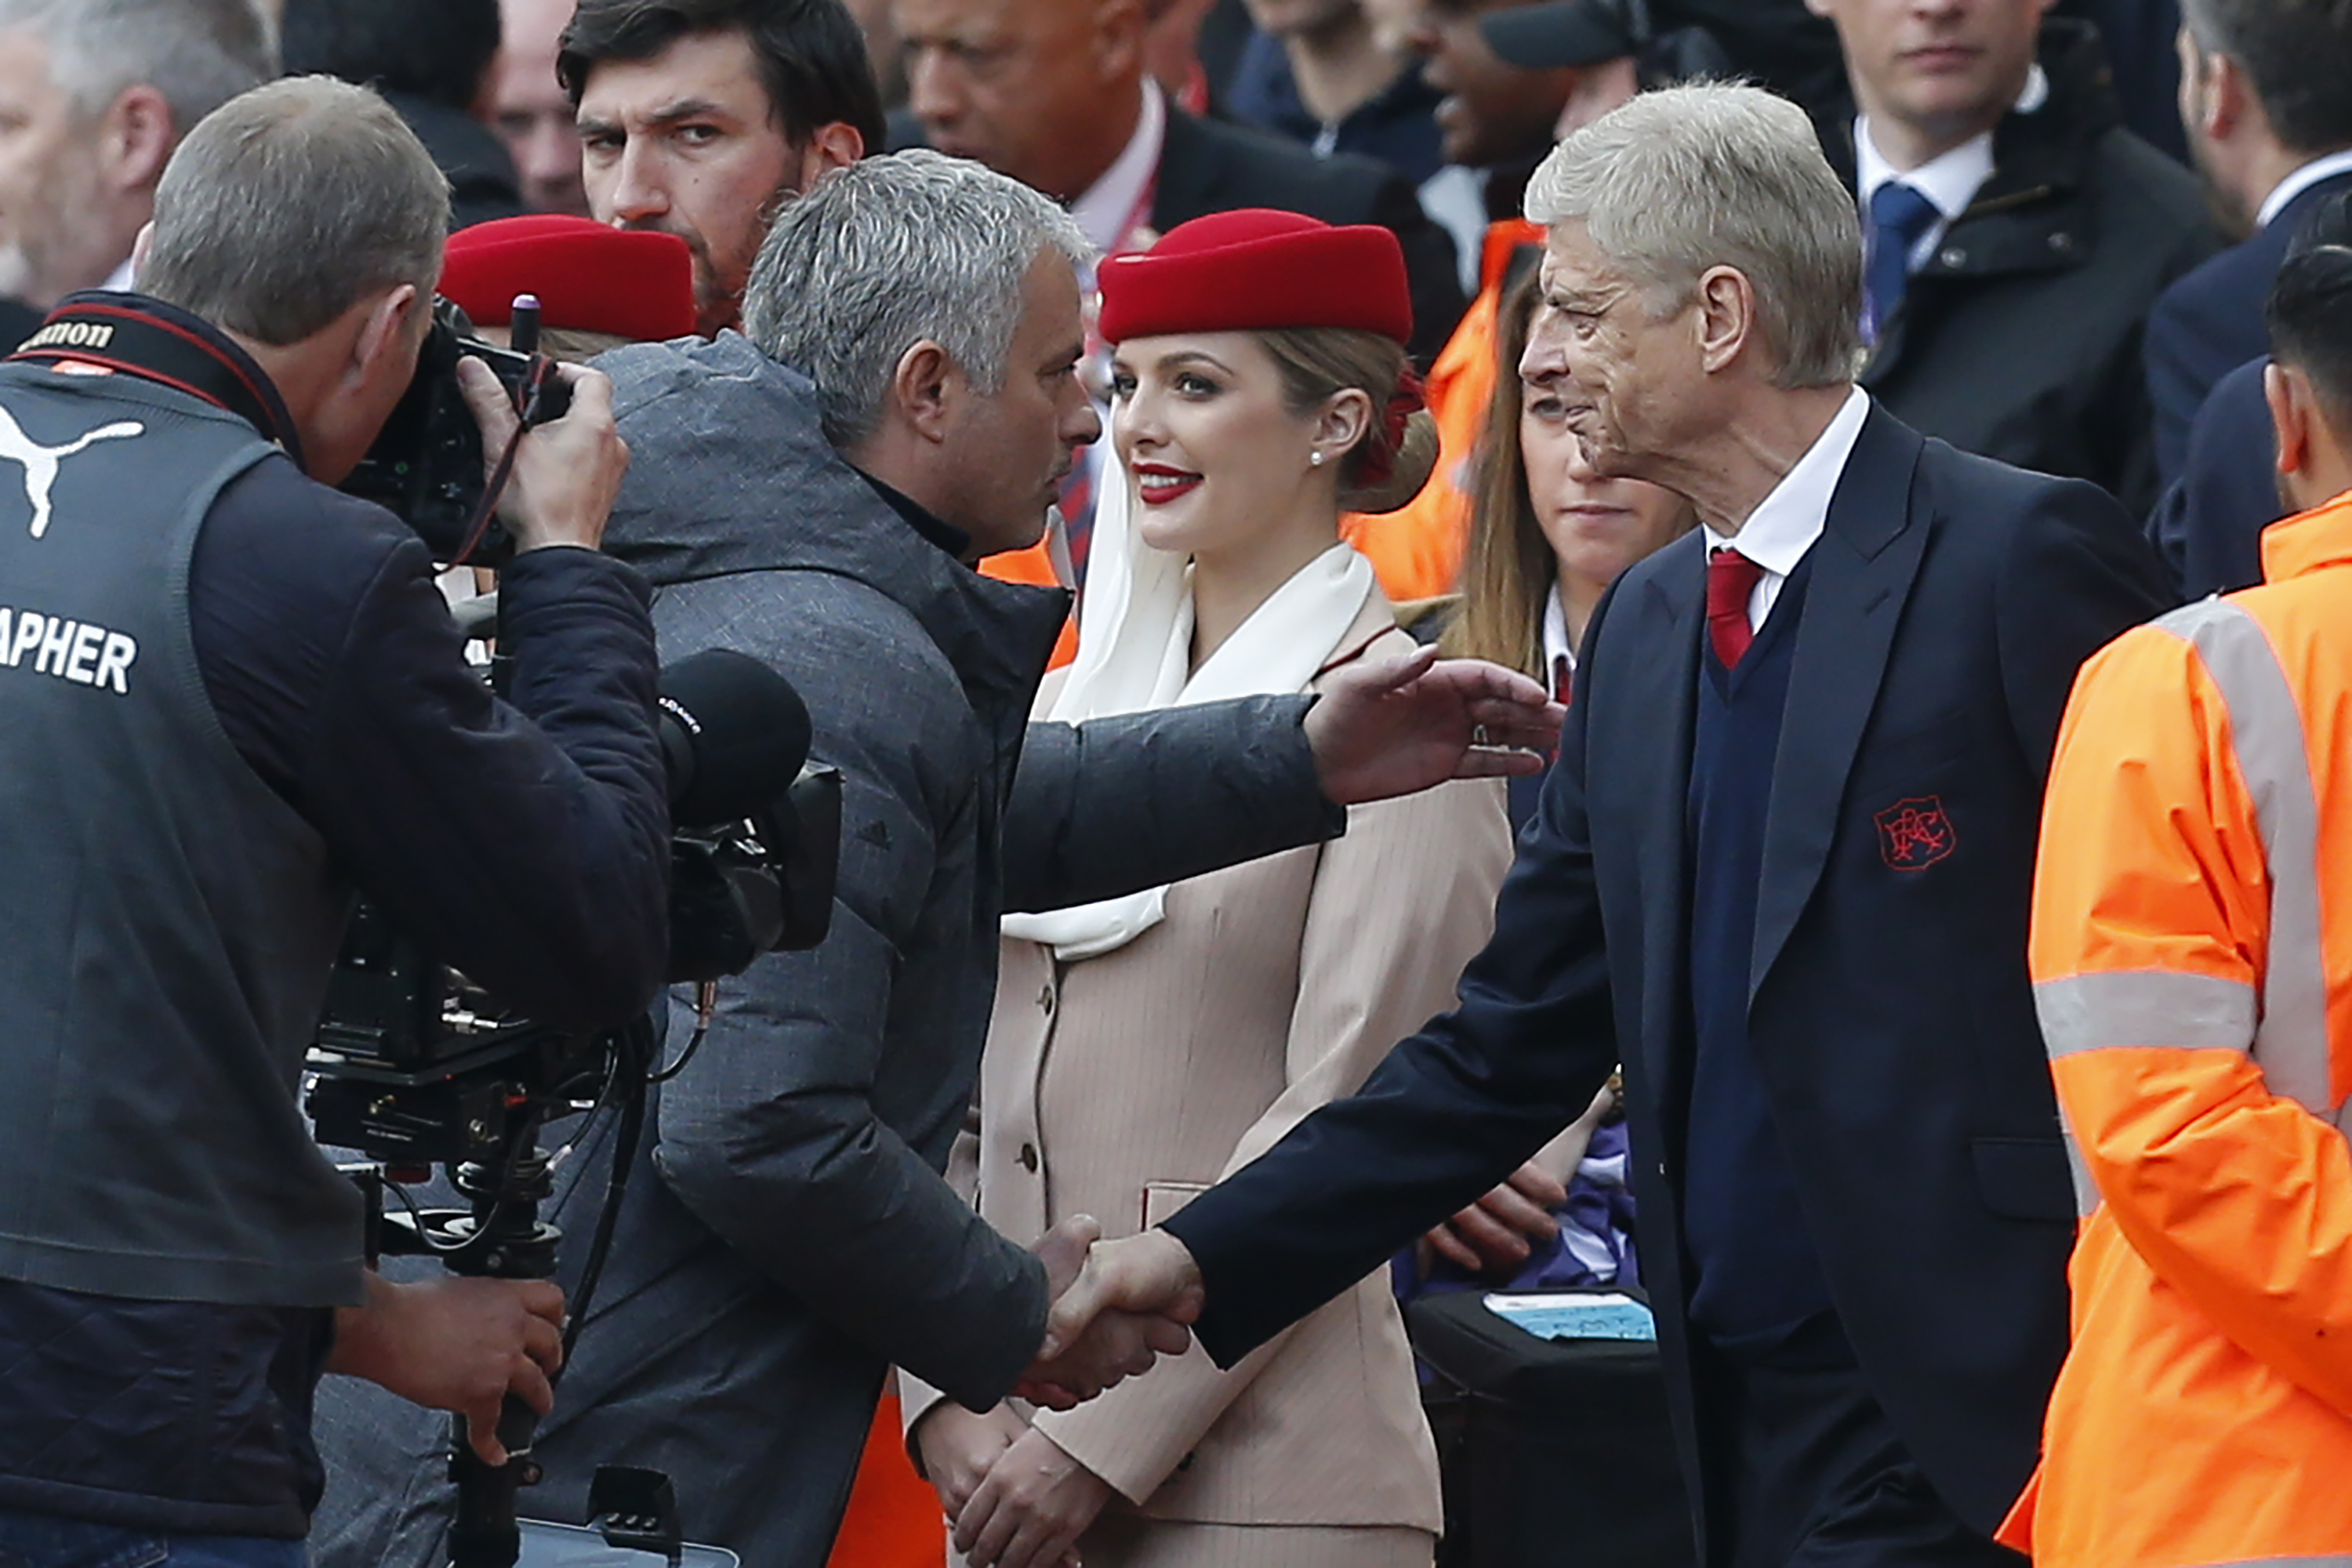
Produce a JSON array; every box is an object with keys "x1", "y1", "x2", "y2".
[{"x1": 1006, "y1": 651, "x2": 1561, "y2": 913}]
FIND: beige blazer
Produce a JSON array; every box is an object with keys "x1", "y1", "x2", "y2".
[{"x1": 904, "y1": 601, "x2": 1513, "y2": 1532}]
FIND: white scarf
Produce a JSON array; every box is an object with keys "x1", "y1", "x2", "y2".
[{"x1": 1000, "y1": 451, "x2": 1377, "y2": 960}]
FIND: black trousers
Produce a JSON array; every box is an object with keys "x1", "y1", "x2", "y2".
[{"x1": 1697, "y1": 1316, "x2": 2020, "y2": 1568}]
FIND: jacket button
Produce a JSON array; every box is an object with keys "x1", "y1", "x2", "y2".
[
  {"x1": 1036, "y1": 984, "x2": 1054, "y2": 1014},
  {"x1": 1019, "y1": 1142, "x2": 1040, "y2": 1172},
  {"x1": 1939, "y1": 245, "x2": 1966, "y2": 268},
  {"x1": 2048, "y1": 230, "x2": 2076, "y2": 254}
]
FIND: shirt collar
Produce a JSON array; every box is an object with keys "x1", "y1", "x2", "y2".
[
  {"x1": 2257, "y1": 146, "x2": 2352, "y2": 230},
  {"x1": 1071, "y1": 82, "x2": 1166, "y2": 256},
  {"x1": 1701, "y1": 386, "x2": 1871, "y2": 575},
  {"x1": 1541, "y1": 579, "x2": 1576, "y2": 674},
  {"x1": 100, "y1": 253, "x2": 135, "y2": 293},
  {"x1": 1852, "y1": 62, "x2": 2045, "y2": 220}
]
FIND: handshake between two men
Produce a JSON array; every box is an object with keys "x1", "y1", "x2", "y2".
[{"x1": 1012, "y1": 1220, "x2": 1203, "y2": 1409}]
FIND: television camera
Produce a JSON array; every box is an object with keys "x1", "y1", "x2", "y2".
[{"x1": 312, "y1": 302, "x2": 837, "y2": 1567}]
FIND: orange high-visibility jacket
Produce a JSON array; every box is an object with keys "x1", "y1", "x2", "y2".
[{"x1": 1998, "y1": 490, "x2": 2352, "y2": 1568}]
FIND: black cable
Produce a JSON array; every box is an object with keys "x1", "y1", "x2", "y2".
[{"x1": 557, "y1": 1014, "x2": 658, "y2": 1370}]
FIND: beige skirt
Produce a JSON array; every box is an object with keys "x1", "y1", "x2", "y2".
[{"x1": 1075, "y1": 1515, "x2": 1437, "y2": 1568}]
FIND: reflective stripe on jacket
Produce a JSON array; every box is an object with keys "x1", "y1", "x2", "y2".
[{"x1": 1998, "y1": 488, "x2": 2352, "y2": 1568}]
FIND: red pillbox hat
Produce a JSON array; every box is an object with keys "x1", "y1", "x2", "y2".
[
  {"x1": 439, "y1": 215, "x2": 695, "y2": 342},
  {"x1": 1096, "y1": 209, "x2": 1413, "y2": 347}
]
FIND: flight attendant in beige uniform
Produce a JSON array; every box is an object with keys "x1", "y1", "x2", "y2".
[{"x1": 903, "y1": 210, "x2": 1513, "y2": 1568}]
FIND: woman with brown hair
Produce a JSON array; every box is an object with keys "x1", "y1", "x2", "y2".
[{"x1": 902, "y1": 210, "x2": 1513, "y2": 1568}]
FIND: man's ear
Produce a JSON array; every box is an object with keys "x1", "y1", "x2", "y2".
[
  {"x1": 2201, "y1": 49, "x2": 2249, "y2": 143},
  {"x1": 798, "y1": 120, "x2": 864, "y2": 185},
  {"x1": 98, "y1": 85, "x2": 177, "y2": 196},
  {"x1": 350, "y1": 283, "x2": 423, "y2": 391},
  {"x1": 1094, "y1": 0, "x2": 1147, "y2": 82},
  {"x1": 2266, "y1": 359, "x2": 2311, "y2": 476},
  {"x1": 1693, "y1": 264, "x2": 1756, "y2": 375},
  {"x1": 891, "y1": 339, "x2": 957, "y2": 444}
]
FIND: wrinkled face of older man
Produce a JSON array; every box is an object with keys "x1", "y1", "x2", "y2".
[{"x1": 1521, "y1": 220, "x2": 1706, "y2": 481}]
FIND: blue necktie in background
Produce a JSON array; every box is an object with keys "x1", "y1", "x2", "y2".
[{"x1": 1864, "y1": 180, "x2": 1939, "y2": 344}]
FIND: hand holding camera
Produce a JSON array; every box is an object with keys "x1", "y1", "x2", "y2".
[{"x1": 455, "y1": 354, "x2": 630, "y2": 557}]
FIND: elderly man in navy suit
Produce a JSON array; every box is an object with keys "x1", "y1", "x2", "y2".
[{"x1": 1054, "y1": 82, "x2": 2174, "y2": 1568}]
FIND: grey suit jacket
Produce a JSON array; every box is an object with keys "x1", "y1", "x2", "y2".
[{"x1": 308, "y1": 336, "x2": 1348, "y2": 1568}]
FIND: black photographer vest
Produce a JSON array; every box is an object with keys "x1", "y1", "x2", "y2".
[{"x1": 0, "y1": 361, "x2": 365, "y2": 1308}]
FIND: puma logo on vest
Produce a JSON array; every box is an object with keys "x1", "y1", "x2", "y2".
[{"x1": 0, "y1": 401, "x2": 145, "y2": 539}]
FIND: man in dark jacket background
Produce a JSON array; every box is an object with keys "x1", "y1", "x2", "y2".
[
  {"x1": 281, "y1": 0, "x2": 533, "y2": 228},
  {"x1": 2144, "y1": 0, "x2": 2352, "y2": 488},
  {"x1": 1810, "y1": 0, "x2": 2214, "y2": 517}
]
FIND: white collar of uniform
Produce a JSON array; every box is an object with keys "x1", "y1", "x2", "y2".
[
  {"x1": 2257, "y1": 145, "x2": 2352, "y2": 230},
  {"x1": 1853, "y1": 63, "x2": 2045, "y2": 220},
  {"x1": 1700, "y1": 385, "x2": 1871, "y2": 575},
  {"x1": 1541, "y1": 578, "x2": 1576, "y2": 676},
  {"x1": 1071, "y1": 81, "x2": 1167, "y2": 256}
]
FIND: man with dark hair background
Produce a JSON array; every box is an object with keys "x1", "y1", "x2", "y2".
[
  {"x1": 492, "y1": 0, "x2": 595, "y2": 214},
  {"x1": 2147, "y1": 0, "x2": 2352, "y2": 486},
  {"x1": 281, "y1": 0, "x2": 531, "y2": 227},
  {"x1": 561, "y1": 0, "x2": 883, "y2": 333}
]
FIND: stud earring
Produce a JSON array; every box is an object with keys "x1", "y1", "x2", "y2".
[{"x1": 1310, "y1": 451, "x2": 1326, "y2": 467}]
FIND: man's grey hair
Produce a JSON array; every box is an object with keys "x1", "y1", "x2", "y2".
[
  {"x1": 743, "y1": 148, "x2": 1093, "y2": 449},
  {"x1": 1525, "y1": 82, "x2": 1864, "y2": 388},
  {"x1": 141, "y1": 77, "x2": 450, "y2": 347},
  {"x1": 0, "y1": 0, "x2": 277, "y2": 133}
]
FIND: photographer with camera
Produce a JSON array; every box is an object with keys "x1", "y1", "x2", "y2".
[{"x1": 0, "y1": 75, "x2": 672, "y2": 1567}]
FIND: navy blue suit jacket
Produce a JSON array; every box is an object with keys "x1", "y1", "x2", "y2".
[
  {"x1": 2146, "y1": 170, "x2": 2352, "y2": 486},
  {"x1": 1161, "y1": 406, "x2": 2174, "y2": 1555},
  {"x1": 2148, "y1": 355, "x2": 2281, "y2": 597}
]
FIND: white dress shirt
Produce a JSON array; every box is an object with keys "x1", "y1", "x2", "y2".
[
  {"x1": 1700, "y1": 386, "x2": 1872, "y2": 633},
  {"x1": 1855, "y1": 64, "x2": 2048, "y2": 272},
  {"x1": 1070, "y1": 81, "x2": 1167, "y2": 256},
  {"x1": 1541, "y1": 579, "x2": 1576, "y2": 696},
  {"x1": 2256, "y1": 145, "x2": 2352, "y2": 230}
]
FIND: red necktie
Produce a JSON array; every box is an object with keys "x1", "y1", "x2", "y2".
[
  {"x1": 1707, "y1": 546, "x2": 1767, "y2": 669},
  {"x1": 1551, "y1": 653, "x2": 1574, "y2": 707}
]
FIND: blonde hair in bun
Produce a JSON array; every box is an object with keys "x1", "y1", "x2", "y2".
[{"x1": 1254, "y1": 326, "x2": 1438, "y2": 515}]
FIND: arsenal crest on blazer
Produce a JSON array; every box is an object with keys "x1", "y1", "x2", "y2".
[{"x1": 1876, "y1": 796, "x2": 1957, "y2": 870}]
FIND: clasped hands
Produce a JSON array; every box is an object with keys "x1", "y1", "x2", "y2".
[
  {"x1": 916, "y1": 1223, "x2": 1206, "y2": 1566},
  {"x1": 1012, "y1": 1217, "x2": 1203, "y2": 1409}
]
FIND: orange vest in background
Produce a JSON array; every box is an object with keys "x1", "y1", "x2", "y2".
[
  {"x1": 979, "y1": 543, "x2": 1080, "y2": 670},
  {"x1": 1999, "y1": 491, "x2": 2352, "y2": 1568},
  {"x1": 1344, "y1": 220, "x2": 1544, "y2": 603}
]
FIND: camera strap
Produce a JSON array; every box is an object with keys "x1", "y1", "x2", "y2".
[{"x1": 8, "y1": 292, "x2": 302, "y2": 462}]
